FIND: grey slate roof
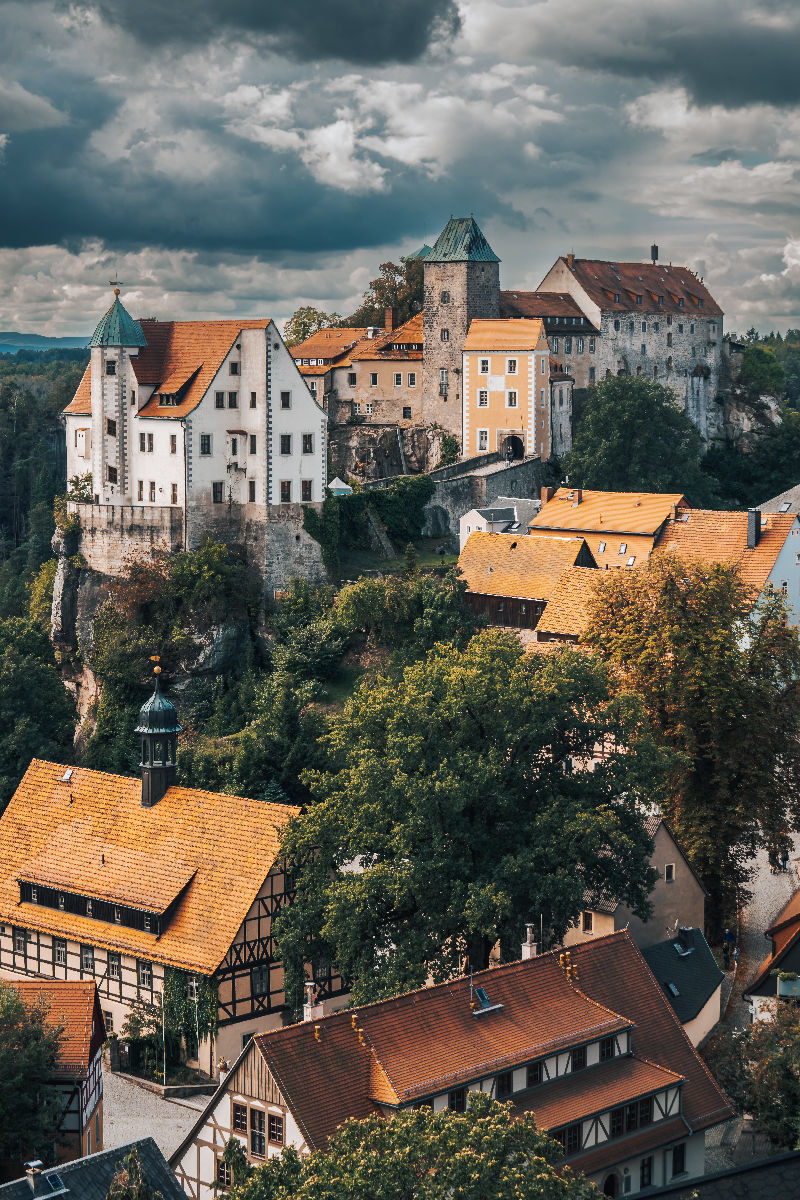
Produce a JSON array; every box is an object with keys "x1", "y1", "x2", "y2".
[
  {"x1": 650, "y1": 1148, "x2": 800, "y2": 1198},
  {"x1": 760, "y1": 482, "x2": 800, "y2": 514},
  {"x1": 476, "y1": 507, "x2": 516, "y2": 523},
  {"x1": 642, "y1": 927, "x2": 723, "y2": 1023},
  {"x1": 427, "y1": 217, "x2": 500, "y2": 263},
  {"x1": 491, "y1": 496, "x2": 542, "y2": 529},
  {"x1": 0, "y1": 1139, "x2": 185, "y2": 1200}
]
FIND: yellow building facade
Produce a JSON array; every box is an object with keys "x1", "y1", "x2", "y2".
[{"x1": 462, "y1": 318, "x2": 550, "y2": 460}]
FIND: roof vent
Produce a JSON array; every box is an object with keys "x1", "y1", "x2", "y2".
[
  {"x1": 472, "y1": 985, "x2": 504, "y2": 1017},
  {"x1": 673, "y1": 941, "x2": 694, "y2": 957},
  {"x1": 59, "y1": 769, "x2": 73, "y2": 783}
]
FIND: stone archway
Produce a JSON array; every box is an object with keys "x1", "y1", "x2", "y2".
[
  {"x1": 602, "y1": 1172, "x2": 620, "y2": 1197},
  {"x1": 501, "y1": 434, "x2": 525, "y2": 462}
]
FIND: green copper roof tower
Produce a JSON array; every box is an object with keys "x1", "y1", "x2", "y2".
[
  {"x1": 426, "y1": 216, "x2": 500, "y2": 264},
  {"x1": 89, "y1": 289, "x2": 148, "y2": 348}
]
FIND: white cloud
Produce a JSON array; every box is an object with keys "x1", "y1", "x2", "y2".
[{"x1": 0, "y1": 80, "x2": 67, "y2": 131}]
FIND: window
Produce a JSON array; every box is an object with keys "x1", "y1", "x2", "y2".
[
  {"x1": 145, "y1": 481, "x2": 153, "y2": 502},
  {"x1": 552, "y1": 337, "x2": 559, "y2": 352},
  {"x1": 215, "y1": 391, "x2": 225, "y2": 409},
  {"x1": 589, "y1": 367, "x2": 596, "y2": 383},
  {"x1": 107, "y1": 466, "x2": 118, "y2": 484},
  {"x1": 230, "y1": 361, "x2": 239, "y2": 376},
  {"x1": 597, "y1": 540, "x2": 606, "y2": 553},
  {"x1": 408, "y1": 372, "x2": 416, "y2": 387},
  {"x1": 233, "y1": 1103, "x2": 247, "y2": 1132},
  {"x1": 641, "y1": 343, "x2": 646, "y2": 355},
  {"x1": 613, "y1": 320, "x2": 620, "y2": 332},
  {"x1": 365, "y1": 402, "x2": 373, "y2": 415},
  {"x1": 228, "y1": 392, "x2": 238, "y2": 408},
  {"x1": 169, "y1": 433, "x2": 177, "y2": 454},
  {"x1": 577, "y1": 337, "x2": 584, "y2": 353},
  {"x1": 106, "y1": 360, "x2": 116, "y2": 376},
  {"x1": 348, "y1": 373, "x2": 357, "y2": 387},
  {"x1": 553, "y1": 1123, "x2": 582, "y2": 1156},
  {"x1": 212, "y1": 482, "x2": 224, "y2": 504},
  {"x1": 506, "y1": 390, "x2": 518, "y2": 408},
  {"x1": 540, "y1": 388, "x2": 545, "y2": 407},
  {"x1": 564, "y1": 337, "x2": 572, "y2": 354},
  {"x1": 638, "y1": 1097, "x2": 653, "y2": 1127},
  {"x1": 248, "y1": 434, "x2": 257, "y2": 455},
  {"x1": 403, "y1": 406, "x2": 412, "y2": 420},
  {"x1": 107, "y1": 418, "x2": 117, "y2": 437},
  {"x1": 216, "y1": 1160, "x2": 232, "y2": 1190},
  {"x1": 627, "y1": 556, "x2": 636, "y2": 566},
  {"x1": 506, "y1": 358, "x2": 517, "y2": 374},
  {"x1": 477, "y1": 430, "x2": 488, "y2": 451},
  {"x1": 114, "y1": 906, "x2": 122, "y2": 924},
  {"x1": 640, "y1": 1157, "x2": 653, "y2": 1189},
  {"x1": 558, "y1": 388, "x2": 564, "y2": 407},
  {"x1": 636, "y1": 295, "x2": 642, "y2": 305},
  {"x1": 107, "y1": 951, "x2": 121, "y2": 980},
  {"x1": 610, "y1": 1108, "x2": 625, "y2": 1139},
  {"x1": 618, "y1": 542, "x2": 627, "y2": 555},
  {"x1": 13, "y1": 928, "x2": 26, "y2": 955},
  {"x1": 103, "y1": 1010, "x2": 114, "y2": 1035},
  {"x1": 572, "y1": 1045, "x2": 587, "y2": 1072},
  {"x1": 496, "y1": 1071, "x2": 513, "y2": 1099},
  {"x1": 309, "y1": 381, "x2": 317, "y2": 395},
  {"x1": 54, "y1": 938, "x2": 67, "y2": 968},
  {"x1": 448, "y1": 1088, "x2": 467, "y2": 1112},
  {"x1": 171, "y1": 483, "x2": 178, "y2": 505},
  {"x1": 582, "y1": 911, "x2": 593, "y2": 933},
  {"x1": 394, "y1": 373, "x2": 402, "y2": 386},
  {"x1": 138, "y1": 960, "x2": 153, "y2": 989},
  {"x1": 248, "y1": 480, "x2": 256, "y2": 502},
  {"x1": 31, "y1": 888, "x2": 38, "y2": 904},
  {"x1": 280, "y1": 480, "x2": 291, "y2": 503},
  {"x1": 589, "y1": 337, "x2": 596, "y2": 352},
  {"x1": 641, "y1": 322, "x2": 647, "y2": 333},
  {"x1": 441, "y1": 329, "x2": 450, "y2": 342},
  {"x1": 477, "y1": 390, "x2": 488, "y2": 406},
  {"x1": 370, "y1": 372, "x2": 378, "y2": 387},
  {"x1": 353, "y1": 402, "x2": 361, "y2": 414},
  {"x1": 229, "y1": 436, "x2": 238, "y2": 458},
  {"x1": 81, "y1": 945, "x2": 94, "y2": 974},
  {"x1": 672, "y1": 1144, "x2": 686, "y2": 1176},
  {"x1": 302, "y1": 433, "x2": 314, "y2": 454},
  {"x1": 200, "y1": 434, "x2": 211, "y2": 456},
  {"x1": 479, "y1": 359, "x2": 489, "y2": 374},
  {"x1": 613, "y1": 292, "x2": 620, "y2": 303},
  {"x1": 250, "y1": 391, "x2": 257, "y2": 408},
  {"x1": 280, "y1": 434, "x2": 292, "y2": 455},
  {"x1": 665, "y1": 863, "x2": 675, "y2": 882},
  {"x1": 782, "y1": 580, "x2": 789, "y2": 595},
  {"x1": 599, "y1": 1037, "x2": 615, "y2": 1063},
  {"x1": 440, "y1": 368, "x2": 448, "y2": 395},
  {"x1": 268, "y1": 1114, "x2": 284, "y2": 1145},
  {"x1": 250, "y1": 1109, "x2": 266, "y2": 1158},
  {"x1": 441, "y1": 289, "x2": 450, "y2": 303},
  {"x1": 281, "y1": 391, "x2": 291, "y2": 409},
  {"x1": 678, "y1": 323, "x2": 684, "y2": 333},
  {"x1": 301, "y1": 480, "x2": 312, "y2": 502},
  {"x1": 526, "y1": 1062, "x2": 542, "y2": 1088}
]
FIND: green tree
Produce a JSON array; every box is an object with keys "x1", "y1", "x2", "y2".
[
  {"x1": 583, "y1": 553, "x2": 800, "y2": 934},
  {"x1": 344, "y1": 258, "x2": 424, "y2": 328},
  {"x1": 228, "y1": 1092, "x2": 596, "y2": 1200},
  {"x1": 565, "y1": 375, "x2": 717, "y2": 504},
  {"x1": 26, "y1": 559, "x2": 57, "y2": 631},
  {"x1": 106, "y1": 1146, "x2": 165, "y2": 1200},
  {"x1": 275, "y1": 631, "x2": 664, "y2": 1005},
  {"x1": 0, "y1": 980, "x2": 64, "y2": 1164},
  {"x1": 0, "y1": 618, "x2": 75, "y2": 814},
  {"x1": 283, "y1": 308, "x2": 342, "y2": 349}
]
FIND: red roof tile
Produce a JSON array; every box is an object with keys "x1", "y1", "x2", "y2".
[
  {"x1": 459, "y1": 532, "x2": 594, "y2": 601},
  {"x1": 654, "y1": 509, "x2": 796, "y2": 594},
  {"x1": 12, "y1": 979, "x2": 103, "y2": 1077},
  {"x1": 564, "y1": 259, "x2": 723, "y2": 318},
  {"x1": 63, "y1": 363, "x2": 91, "y2": 415},
  {"x1": 289, "y1": 327, "x2": 368, "y2": 360},
  {"x1": 516, "y1": 1055, "x2": 683, "y2": 1130}
]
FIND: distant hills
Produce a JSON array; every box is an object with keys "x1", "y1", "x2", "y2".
[{"x1": 0, "y1": 332, "x2": 89, "y2": 354}]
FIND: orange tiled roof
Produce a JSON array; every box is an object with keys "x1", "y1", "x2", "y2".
[
  {"x1": 516, "y1": 1055, "x2": 683, "y2": 1130},
  {"x1": 0, "y1": 760, "x2": 298, "y2": 974},
  {"x1": 531, "y1": 489, "x2": 688, "y2": 537},
  {"x1": 389, "y1": 313, "x2": 423, "y2": 344},
  {"x1": 63, "y1": 363, "x2": 91, "y2": 415},
  {"x1": 350, "y1": 314, "x2": 423, "y2": 362},
  {"x1": 500, "y1": 290, "x2": 590, "y2": 322},
  {"x1": 458, "y1": 532, "x2": 594, "y2": 601},
  {"x1": 747, "y1": 887, "x2": 800, "y2": 994},
  {"x1": 530, "y1": 528, "x2": 656, "y2": 571},
  {"x1": 290, "y1": 327, "x2": 368, "y2": 360},
  {"x1": 654, "y1": 509, "x2": 796, "y2": 594},
  {"x1": 463, "y1": 318, "x2": 546, "y2": 353},
  {"x1": 12, "y1": 979, "x2": 103, "y2": 1076},
  {"x1": 563, "y1": 258, "x2": 723, "y2": 318},
  {"x1": 536, "y1": 566, "x2": 600, "y2": 638}
]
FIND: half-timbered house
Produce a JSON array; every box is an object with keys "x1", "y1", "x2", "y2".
[
  {"x1": 0, "y1": 674, "x2": 345, "y2": 1074},
  {"x1": 12, "y1": 979, "x2": 104, "y2": 1162},
  {"x1": 171, "y1": 930, "x2": 733, "y2": 1199}
]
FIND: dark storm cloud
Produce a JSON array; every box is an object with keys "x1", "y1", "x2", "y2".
[{"x1": 67, "y1": 0, "x2": 460, "y2": 64}]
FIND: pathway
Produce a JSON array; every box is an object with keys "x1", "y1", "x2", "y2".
[{"x1": 102, "y1": 1065, "x2": 203, "y2": 1158}]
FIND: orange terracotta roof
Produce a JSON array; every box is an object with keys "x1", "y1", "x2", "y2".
[
  {"x1": 747, "y1": 887, "x2": 800, "y2": 994},
  {"x1": 767, "y1": 888, "x2": 800, "y2": 938},
  {"x1": 350, "y1": 314, "x2": 423, "y2": 362},
  {"x1": 530, "y1": 528, "x2": 656, "y2": 571},
  {"x1": 290, "y1": 327, "x2": 368, "y2": 360},
  {"x1": 531, "y1": 489, "x2": 688, "y2": 537},
  {"x1": 563, "y1": 258, "x2": 723, "y2": 318},
  {"x1": 63, "y1": 363, "x2": 91, "y2": 415},
  {"x1": 516, "y1": 1055, "x2": 683, "y2": 1130},
  {"x1": 459, "y1": 532, "x2": 594, "y2": 601},
  {"x1": 500, "y1": 290, "x2": 590, "y2": 322},
  {"x1": 654, "y1": 509, "x2": 796, "y2": 594},
  {"x1": 463, "y1": 318, "x2": 546, "y2": 352},
  {"x1": 536, "y1": 566, "x2": 600, "y2": 638},
  {"x1": 389, "y1": 313, "x2": 423, "y2": 344},
  {"x1": 12, "y1": 979, "x2": 103, "y2": 1076},
  {"x1": 0, "y1": 760, "x2": 298, "y2": 974}
]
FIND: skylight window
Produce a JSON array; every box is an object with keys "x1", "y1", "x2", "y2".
[
  {"x1": 780, "y1": 501, "x2": 791, "y2": 512},
  {"x1": 667, "y1": 983, "x2": 680, "y2": 997}
]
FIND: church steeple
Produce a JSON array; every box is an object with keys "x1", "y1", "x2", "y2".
[
  {"x1": 135, "y1": 663, "x2": 181, "y2": 807},
  {"x1": 90, "y1": 287, "x2": 147, "y2": 348}
]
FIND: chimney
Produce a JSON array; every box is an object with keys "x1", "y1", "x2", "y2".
[
  {"x1": 747, "y1": 508, "x2": 760, "y2": 549},
  {"x1": 573, "y1": 488, "x2": 583, "y2": 505},
  {"x1": 303, "y1": 982, "x2": 325, "y2": 1022},
  {"x1": 651, "y1": 243, "x2": 659, "y2": 264},
  {"x1": 521, "y1": 924, "x2": 537, "y2": 961},
  {"x1": 25, "y1": 1163, "x2": 44, "y2": 1194},
  {"x1": 385, "y1": 306, "x2": 397, "y2": 332},
  {"x1": 541, "y1": 486, "x2": 555, "y2": 505},
  {"x1": 566, "y1": 253, "x2": 575, "y2": 269}
]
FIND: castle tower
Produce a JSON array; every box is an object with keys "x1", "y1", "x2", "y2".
[
  {"x1": 89, "y1": 287, "x2": 147, "y2": 504},
  {"x1": 135, "y1": 665, "x2": 181, "y2": 807},
  {"x1": 422, "y1": 217, "x2": 500, "y2": 441}
]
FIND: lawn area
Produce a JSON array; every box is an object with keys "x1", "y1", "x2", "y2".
[{"x1": 336, "y1": 538, "x2": 457, "y2": 582}]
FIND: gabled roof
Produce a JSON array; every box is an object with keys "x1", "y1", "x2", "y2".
[
  {"x1": 747, "y1": 886, "x2": 800, "y2": 995},
  {"x1": 427, "y1": 217, "x2": 500, "y2": 263},
  {"x1": 0, "y1": 1139, "x2": 185, "y2": 1200},
  {"x1": 535, "y1": 565, "x2": 600, "y2": 639},
  {"x1": 557, "y1": 258, "x2": 723, "y2": 318},
  {"x1": 642, "y1": 929, "x2": 724, "y2": 1024},
  {"x1": 89, "y1": 294, "x2": 147, "y2": 348},
  {"x1": 531, "y1": 489, "x2": 688, "y2": 537},
  {"x1": 289, "y1": 327, "x2": 368, "y2": 360},
  {"x1": 11, "y1": 979, "x2": 104, "y2": 1077},
  {"x1": 463, "y1": 318, "x2": 545, "y2": 352},
  {"x1": 760, "y1": 482, "x2": 800, "y2": 515},
  {"x1": 500, "y1": 290, "x2": 598, "y2": 331},
  {"x1": 458, "y1": 532, "x2": 594, "y2": 601},
  {"x1": 0, "y1": 760, "x2": 298, "y2": 974},
  {"x1": 349, "y1": 313, "x2": 423, "y2": 362},
  {"x1": 654, "y1": 509, "x2": 796, "y2": 594},
  {"x1": 63, "y1": 362, "x2": 91, "y2": 415}
]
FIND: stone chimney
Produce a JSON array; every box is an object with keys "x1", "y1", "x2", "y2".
[
  {"x1": 521, "y1": 925, "x2": 538, "y2": 961},
  {"x1": 541, "y1": 486, "x2": 555, "y2": 505},
  {"x1": 566, "y1": 253, "x2": 575, "y2": 269},
  {"x1": 25, "y1": 1163, "x2": 44, "y2": 1194},
  {"x1": 385, "y1": 306, "x2": 397, "y2": 332},
  {"x1": 572, "y1": 488, "x2": 583, "y2": 505},
  {"x1": 747, "y1": 508, "x2": 760, "y2": 549}
]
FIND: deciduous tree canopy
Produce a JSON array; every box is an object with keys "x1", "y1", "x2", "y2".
[
  {"x1": 343, "y1": 257, "x2": 424, "y2": 328},
  {"x1": 282, "y1": 307, "x2": 342, "y2": 348},
  {"x1": 0, "y1": 980, "x2": 64, "y2": 1163}
]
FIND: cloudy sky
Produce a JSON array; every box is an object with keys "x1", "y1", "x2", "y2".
[{"x1": 1, "y1": 0, "x2": 799, "y2": 336}]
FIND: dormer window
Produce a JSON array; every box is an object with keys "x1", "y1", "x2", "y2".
[
  {"x1": 144, "y1": 914, "x2": 151, "y2": 933},
  {"x1": 31, "y1": 887, "x2": 38, "y2": 904}
]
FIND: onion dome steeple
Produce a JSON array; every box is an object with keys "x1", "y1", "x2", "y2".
[
  {"x1": 136, "y1": 663, "x2": 181, "y2": 807},
  {"x1": 89, "y1": 288, "x2": 148, "y2": 348}
]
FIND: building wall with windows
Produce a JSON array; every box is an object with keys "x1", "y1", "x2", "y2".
[
  {"x1": 461, "y1": 321, "x2": 550, "y2": 460},
  {"x1": 344, "y1": 359, "x2": 422, "y2": 424}
]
